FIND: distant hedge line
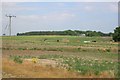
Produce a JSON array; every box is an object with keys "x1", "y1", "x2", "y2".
[{"x1": 17, "y1": 30, "x2": 112, "y2": 37}]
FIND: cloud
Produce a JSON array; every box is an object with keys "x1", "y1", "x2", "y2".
[
  {"x1": 2, "y1": 2, "x2": 17, "y2": 7},
  {"x1": 2, "y1": 2, "x2": 38, "y2": 14},
  {"x1": 1, "y1": 0, "x2": 119, "y2": 2},
  {"x1": 56, "y1": 3, "x2": 66, "y2": 6},
  {"x1": 2, "y1": 0, "x2": 41, "y2": 2},
  {"x1": 1, "y1": 2, "x2": 117, "y2": 35},
  {"x1": 84, "y1": 6, "x2": 93, "y2": 12},
  {"x1": 18, "y1": 12, "x2": 75, "y2": 21},
  {"x1": 76, "y1": 2, "x2": 118, "y2": 13},
  {"x1": 109, "y1": 4, "x2": 118, "y2": 13}
]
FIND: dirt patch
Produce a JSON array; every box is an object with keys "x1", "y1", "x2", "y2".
[{"x1": 24, "y1": 59, "x2": 57, "y2": 67}]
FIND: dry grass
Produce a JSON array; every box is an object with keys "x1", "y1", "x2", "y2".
[
  {"x1": 3, "y1": 58, "x2": 115, "y2": 78},
  {"x1": 62, "y1": 39, "x2": 70, "y2": 43},
  {"x1": 2, "y1": 58, "x2": 84, "y2": 78},
  {"x1": 2, "y1": 36, "x2": 118, "y2": 78}
]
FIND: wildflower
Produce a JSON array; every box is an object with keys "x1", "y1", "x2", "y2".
[
  {"x1": 90, "y1": 63, "x2": 93, "y2": 66},
  {"x1": 32, "y1": 57, "x2": 38, "y2": 63},
  {"x1": 51, "y1": 58, "x2": 54, "y2": 60},
  {"x1": 73, "y1": 60, "x2": 75, "y2": 62},
  {"x1": 78, "y1": 70, "x2": 81, "y2": 73},
  {"x1": 95, "y1": 59, "x2": 98, "y2": 61},
  {"x1": 88, "y1": 60, "x2": 92, "y2": 62},
  {"x1": 83, "y1": 63, "x2": 86, "y2": 65},
  {"x1": 111, "y1": 61, "x2": 113, "y2": 64}
]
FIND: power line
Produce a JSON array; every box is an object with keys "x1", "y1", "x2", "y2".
[{"x1": 6, "y1": 14, "x2": 16, "y2": 36}]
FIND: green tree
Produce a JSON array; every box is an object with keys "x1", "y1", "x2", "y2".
[
  {"x1": 64, "y1": 30, "x2": 76, "y2": 35},
  {"x1": 112, "y1": 26, "x2": 120, "y2": 42}
]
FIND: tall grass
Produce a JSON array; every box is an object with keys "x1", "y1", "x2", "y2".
[
  {"x1": 10, "y1": 55, "x2": 23, "y2": 64},
  {"x1": 10, "y1": 54, "x2": 118, "y2": 77}
]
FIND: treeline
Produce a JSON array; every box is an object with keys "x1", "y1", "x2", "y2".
[{"x1": 17, "y1": 30, "x2": 113, "y2": 37}]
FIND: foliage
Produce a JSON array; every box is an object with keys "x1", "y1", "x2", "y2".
[
  {"x1": 10, "y1": 55, "x2": 23, "y2": 64},
  {"x1": 112, "y1": 26, "x2": 120, "y2": 42},
  {"x1": 37, "y1": 54, "x2": 118, "y2": 76},
  {"x1": 3, "y1": 35, "x2": 118, "y2": 78},
  {"x1": 9, "y1": 54, "x2": 119, "y2": 77},
  {"x1": 17, "y1": 30, "x2": 112, "y2": 37}
]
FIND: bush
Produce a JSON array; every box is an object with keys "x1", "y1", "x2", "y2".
[
  {"x1": 106, "y1": 48, "x2": 110, "y2": 52},
  {"x1": 10, "y1": 55, "x2": 23, "y2": 64},
  {"x1": 14, "y1": 56, "x2": 23, "y2": 64},
  {"x1": 112, "y1": 26, "x2": 120, "y2": 42},
  {"x1": 18, "y1": 47, "x2": 26, "y2": 50},
  {"x1": 77, "y1": 47, "x2": 81, "y2": 51}
]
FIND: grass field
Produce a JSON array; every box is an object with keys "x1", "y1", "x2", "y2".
[{"x1": 2, "y1": 35, "x2": 119, "y2": 78}]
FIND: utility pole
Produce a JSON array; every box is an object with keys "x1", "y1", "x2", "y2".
[{"x1": 6, "y1": 14, "x2": 16, "y2": 36}]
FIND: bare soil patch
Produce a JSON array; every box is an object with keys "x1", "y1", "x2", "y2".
[{"x1": 24, "y1": 59, "x2": 57, "y2": 67}]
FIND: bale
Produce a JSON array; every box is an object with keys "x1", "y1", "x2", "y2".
[
  {"x1": 57, "y1": 40, "x2": 59, "y2": 42},
  {"x1": 84, "y1": 41, "x2": 91, "y2": 43},
  {"x1": 62, "y1": 39, "x2": 69, "y2": 43},
  {"x1": 92, "y1": 40, "x2": 96, "y2": 42}
]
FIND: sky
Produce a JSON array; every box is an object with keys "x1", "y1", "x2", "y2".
[
  {"x1": 2, "y1": 2, "x2": 118, "y2": 35},
  {"x1": 1, "y1": 0, "x2": 119, "y2": 2}
]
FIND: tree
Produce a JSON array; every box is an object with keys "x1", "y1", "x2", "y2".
[
  {"x1": 64, "y1": 30, "x2": 76, "y2": 35},
  {"x1": 112, "y1": 26, "x2": 120, "y2": 42}
]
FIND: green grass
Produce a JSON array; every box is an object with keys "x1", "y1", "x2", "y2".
[
  {"x1": 2, "y1": 36, "x2": 117, "y2": 50},
  {"x1": 2, "y1": 36, "x2": 115, "y2": 45},
  {"x1": 9, "y1": 54, "x2": 119, "y2": 77},
  {"x1": 37, "y1": 54, "x2": 118, "y2": 76},
  {"x1": 9, "y1": 55, "x2": 23, "y2": 64},
  {"x1": 3, "y1": 35, "x2": 119, "y2": 77},
  {"x1": 2, "y1": 36, "x2": 118, "y2": 51},
  {"x1": 3, "y1": 36, "x2": 118, "y2": 60}
]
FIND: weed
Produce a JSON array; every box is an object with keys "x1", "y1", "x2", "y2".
[
  {"x1": 37, "y1": 54, "x2": 117, "y2": 76},
  {"x1": 106, "y1": 48, "x2": 111, "y2": 52},
  {"x1": 18, "y1": 48, "x2": 26, "y2": 50},
  {"x1": 77, "y1": 47, "x2": 81, "y2": 51},
  {"x1": 82, "y1": 49, "x2": 87, "y2": 52},
  {"x1": 10, "y1": 56, "x2": 23, "y2": 64}
]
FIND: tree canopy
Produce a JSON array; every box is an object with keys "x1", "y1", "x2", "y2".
[
  {"x1": 17, "y1": 30, "x2": 112, "y2": 37},
  {"x1": 112, "y1": 26, "x2": 120, "y2": 42}
]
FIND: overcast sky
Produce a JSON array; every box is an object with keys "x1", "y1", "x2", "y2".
[{"x1": 2, "y1": 2, "x2": 118, "y2": 35}]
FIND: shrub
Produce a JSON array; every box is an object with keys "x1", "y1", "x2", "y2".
[
  {"x1": 106, "y1": 48, "x2": 110, "y2": 52},
  {"x1": 112, "y1": 26, "x2": 120, "y2": 42},
  {"x1": 13, "y1": 56, "x2": 23, "y2": 64},
  {"x1": 18, "y1": 47, "x2": 26, "y2": 50},
  {"x1": 77, "y1": 47, "x2": 81, "y2": 51},
  {"x1": 82, "y1": 49, "x2": 87, "y2": 52}
]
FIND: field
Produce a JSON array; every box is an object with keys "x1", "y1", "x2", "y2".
[{"x1": 2, "y1": 35, "x2": 119, "y2": 78}]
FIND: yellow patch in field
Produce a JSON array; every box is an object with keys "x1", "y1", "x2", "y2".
[{"x1": 32, "y1": 58, "x2": 38, "y2": 63}]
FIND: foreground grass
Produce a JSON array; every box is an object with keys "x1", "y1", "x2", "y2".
[
  {"x1": 3, "y1": 58, "x2": 85, "y2": 78},
  {"x1": 2, "y1": 36, "x2": 119, "y2": 78},
  {"x1": 8, "y1": 55, "x2": 119, "y2": 78}
]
